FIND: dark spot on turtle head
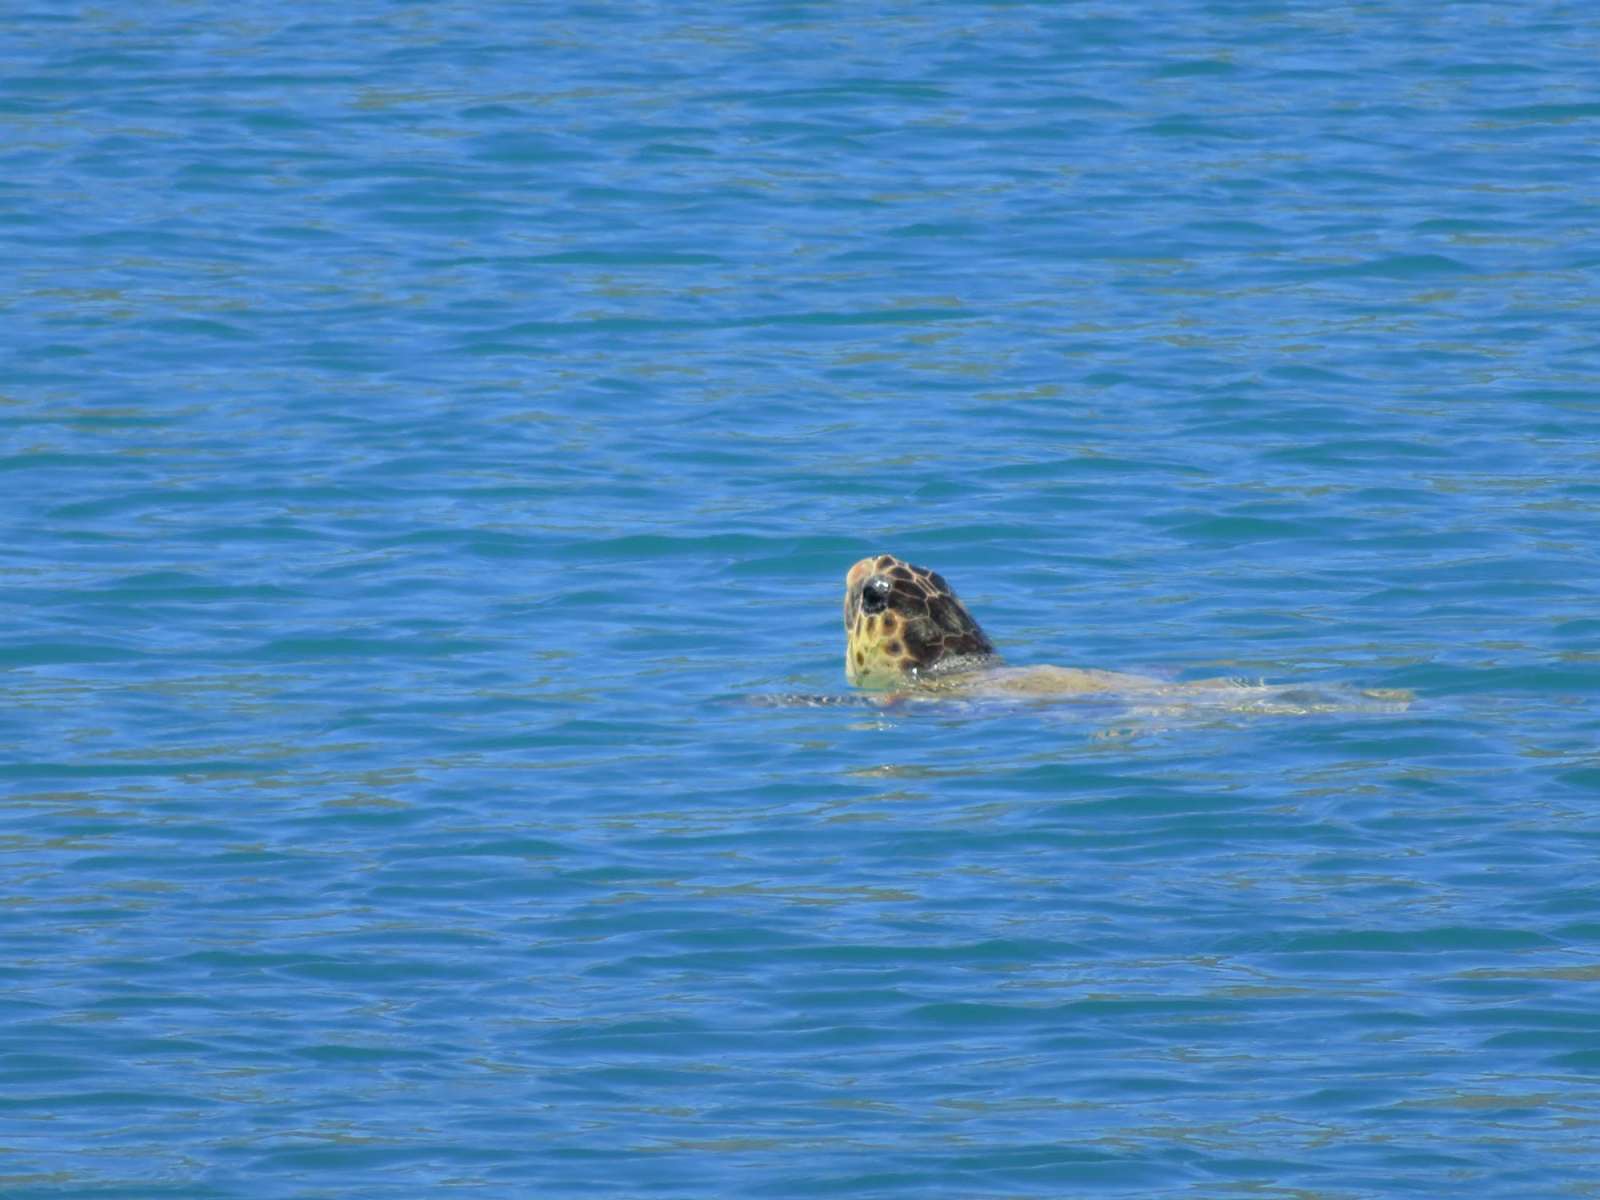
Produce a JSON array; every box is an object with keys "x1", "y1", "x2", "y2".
[
  {"x1": 886, "y1": 640, "x2": 902, "y2": 655},
  {"x1": 926, "y1": 571, "x2": 949, "y2": 594},
  {"x1": 861, "y1": 576, "x2": 892, "y2": 615},
  {"x1": 855, "y1": 650, "x2": 865, "y2": 666},
  {"x1": 927, "y1": 594, "x2": 962, "y2": 633},
  {"x1": 881, "y1": 612, "x2": 897, "y2": 634},
  {"x1": 890, "y1": 565, "x2": 913, "y2": 581},
  {"x1": 901, "y1": 625, "x2": 935, "y2": 665},
  {"x1": 876, "y1": 555, "x2": 896, "y2": 569}
]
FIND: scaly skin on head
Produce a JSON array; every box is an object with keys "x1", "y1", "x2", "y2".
[{"x1": 842, "y1": 554, "x2": 997, "y2": 689}]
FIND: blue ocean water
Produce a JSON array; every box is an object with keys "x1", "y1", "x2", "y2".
[{"x1": 5, "y1": 1, "x2": 1600, "y2": 1196}]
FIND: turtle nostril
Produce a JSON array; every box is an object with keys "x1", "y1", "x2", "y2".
[{"x1": 861, "y1": 578, "x2": 890, "y2": 614}]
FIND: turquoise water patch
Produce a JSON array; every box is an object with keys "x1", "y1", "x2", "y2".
[{"x1": 5, "y1": 2, "x2": 1600, "y2": 1198}]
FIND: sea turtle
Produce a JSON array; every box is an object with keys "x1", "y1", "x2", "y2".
[{"x1": 841, "y1": 553, "x2": 1410, "y2": 710}]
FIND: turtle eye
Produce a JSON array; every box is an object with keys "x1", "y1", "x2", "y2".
[{"x1": 861, "y1": 578, "x2": 891, "y2": 614}]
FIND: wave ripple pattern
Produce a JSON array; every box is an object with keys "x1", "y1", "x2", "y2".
[{"x1": 4, "y1": 3, "x2": 1600, "y2": 1198}]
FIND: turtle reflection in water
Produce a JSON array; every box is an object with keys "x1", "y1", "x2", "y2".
[{"x1": 775, "y1": 554, "x2": 1410, "y2": 715}]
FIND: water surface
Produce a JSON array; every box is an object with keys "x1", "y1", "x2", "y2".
[{"x1": 5, "y1": 2, "x2": 1600, "y2": 1197}]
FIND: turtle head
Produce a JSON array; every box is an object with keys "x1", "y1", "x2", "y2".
[{"x1": 843, "y1": 554, "x2": 996, "y2": 689}]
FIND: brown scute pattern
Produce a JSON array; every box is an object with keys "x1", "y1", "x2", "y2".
[
  {"x1": 841, "y1": 553, "x2": 997, "y2": 687},
  {"x1": 901, "y1": 623, "x2": 935, "y2": 664}
]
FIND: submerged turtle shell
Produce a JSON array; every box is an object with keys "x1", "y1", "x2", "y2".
[
  {"x1": 842, "y1": 553, "x2": 1145, "y2": 696},
  {"x1": 838, "y1": 554, "x2": 1412, "y2": 711}
]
